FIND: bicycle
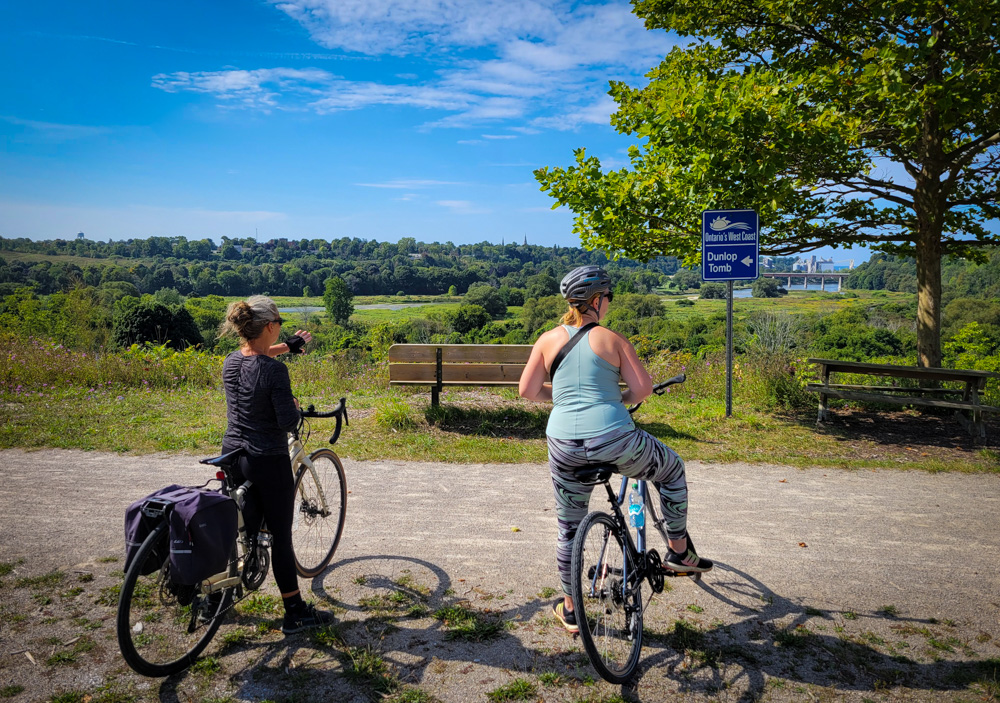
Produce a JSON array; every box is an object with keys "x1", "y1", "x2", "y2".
[
  {"x1": 116, "y1": 398, "x2": 349, "y2": 677},
  {"x1": 569, "y1": 374, "x2": 698, "y2": 684}
]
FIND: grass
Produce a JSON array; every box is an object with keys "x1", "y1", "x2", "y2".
[
  {"x1": 486, "y1": 679, "x2": 537, "y2": 702},
  {"x1": 433, "y1": 604, "x2": 505, "y2": 641},
  {"x1": 0, "y1": 291, "x2": 997, "y2": 472},
  {"x1": 343, "y1": 646, "x2": 398, "y2": 695}
]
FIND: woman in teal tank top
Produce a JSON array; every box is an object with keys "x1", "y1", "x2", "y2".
[{"x1": 519, "y1": 266, "x2": 713, "y2": 634}]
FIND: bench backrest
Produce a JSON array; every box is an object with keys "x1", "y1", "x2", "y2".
[{"x1": 388, "y1": 344, "x2": 546, "y2": 385}]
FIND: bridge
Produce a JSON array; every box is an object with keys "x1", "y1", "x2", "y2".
[{"x1": 762, "y1": 271, "x2": 850, "y2": 291}]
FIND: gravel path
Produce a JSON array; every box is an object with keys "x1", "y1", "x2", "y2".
[{"x1": 1, "y1": 449, "x2": 998, "y2": 702}]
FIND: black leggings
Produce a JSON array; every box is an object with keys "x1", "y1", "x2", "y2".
[{"x1": 232, "y1": 451, "x2": 298, "y2": 596}]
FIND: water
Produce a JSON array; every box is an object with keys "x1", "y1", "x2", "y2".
[
  {"x1": 278, "y1": 303, "x2": 429, "y2": 314},
  {"x1": 732, "y1": 282, "x2": 842, "y2": 298}
]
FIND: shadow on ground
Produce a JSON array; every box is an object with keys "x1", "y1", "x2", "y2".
[{"x1": 169, "y1": 553, "x2": 1000, "y2": 703}]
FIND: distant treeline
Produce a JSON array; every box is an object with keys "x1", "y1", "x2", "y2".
[
  {"x1": 847, "y1": 249, "x2": 1000, "y2": 301},
  {"x1": 0, "y1": 236, "x2": 678, "y2": 298}
]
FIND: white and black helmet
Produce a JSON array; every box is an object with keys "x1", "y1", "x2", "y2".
[{"x1": 560, "y1": 265, "x2": 612, "y2": 303}]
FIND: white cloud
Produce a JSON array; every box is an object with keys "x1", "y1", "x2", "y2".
[
  {"x1": 0, "y1": 199, "x2": 287, "y2": 239},
  {"x1": 355, "y1": 179, "x2": 465, "y2": 189},
  {"x1": 436, "y1": 199, "x2": 491, "y2": 214},
  {"x1": 482, "y1": 134, "x2": 517, "y2": 140},
  {"x1": 0, "y1": 116, "x2": 110, "y2": 142},
  {"x1": 153, "y1": 2, "x2": 678, "y2": 130}
]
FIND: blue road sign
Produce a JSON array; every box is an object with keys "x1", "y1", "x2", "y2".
[{"x1": 702, "y1": 209, "x2": 759, "y2": 281}]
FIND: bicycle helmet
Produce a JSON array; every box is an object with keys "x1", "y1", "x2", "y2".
[{"x1": 560, "y1": 265, "x2": 612, "y2": 304}]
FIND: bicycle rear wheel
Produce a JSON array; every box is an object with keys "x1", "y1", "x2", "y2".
[
  {"x1": 291, "y1": 448, "x2": 347, "y2": 578},
  {"x1": 116, "y1": 522, "x2": 233, "y2": 677},
  {"x1": 571, "y1": 511, "x2": 643, "y2": 684}
]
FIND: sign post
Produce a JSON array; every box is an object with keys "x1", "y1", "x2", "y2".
[{"x1": 702, "y1": 209, "x2": 759, "y2": 417}]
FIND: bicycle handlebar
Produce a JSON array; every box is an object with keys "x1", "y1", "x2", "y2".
[
  {"x1": 300, "y1": 397, "x2": 349, "y2": 445},
  {"x1": 627, "y1": 373, "x2": 686, "y2": 415}
]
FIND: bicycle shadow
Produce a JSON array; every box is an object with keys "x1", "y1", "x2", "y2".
[
  {"x1": 626, "y1": 560, "x2": 1000, "y2": 701},
  {"x1": 156, "y1": 556, "x2": 998, "y2": 702}
]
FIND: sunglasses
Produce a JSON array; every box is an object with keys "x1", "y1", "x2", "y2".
[
  {"x1": 604, "y1": 291, "x2": 614, "y2": 304},
  {"x1": 271, "y1": 317, "x2": 286, "y2": 326}
]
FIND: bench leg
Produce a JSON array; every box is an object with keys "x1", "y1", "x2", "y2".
[
  {"x1": 431, "y1": 386, "x2": 440, "y2": 407},
  {"x1": 817, "y1": 393, "x2": 829, "y2": 423}
]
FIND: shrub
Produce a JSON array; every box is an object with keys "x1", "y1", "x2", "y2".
[
  {"x1": 111, "y1": 297, "x2": 203, "y2": 350},
  {"x1": 700, "y1": 283, "x2": 727, "y2": 299},
  {"x1": 751, "y1": 278, "x2": 784, "y2": 298},
  {"x1": 676, "y1": 299, "x2": 695, "y2": 307},
  {"x1": 374, "y1": 397, "x2": 417, "y2": 431}
]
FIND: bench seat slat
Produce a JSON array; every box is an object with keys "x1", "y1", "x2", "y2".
[
  {"x1": 806, "y1": 358, "x2": 1000, "y2": 383},
  {"x1": 388, "y1": 344, "x2": 532, "y2": 364},
  {"x1": 805, "y1": 385, "x2": 999, "y2": 413},
  {"x1": 390, "y1": 363, "x2": 541, "y2": 384}
]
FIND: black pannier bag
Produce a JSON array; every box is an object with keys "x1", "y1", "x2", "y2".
[
  {"x1": 124, "y1": 485, "x2": 238, "y2": 585},
  {"x1": 124, "y1": 484, "x2": 186, "y2": 575},
  {"x1": 168, "y1": 489, "x2": 238, "y2": 585}
]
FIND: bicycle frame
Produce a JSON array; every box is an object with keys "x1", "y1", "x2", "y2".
[
  {"x1": 288, "y1": 433, "x2": 331, "y2": 518},
  {"x1": 587, "y1": 476, "x2": 650, "y2": 601}
]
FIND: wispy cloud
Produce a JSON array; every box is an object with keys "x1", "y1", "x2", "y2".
[
  {"x1": 483, "y1": 134, "x2": 517, "y2": 140},
  {"x1": 436, "y1": 199, "x2": 491, "y2": 214},
  {"x1": 0, "y1": 115, "x2": 110, "y2": 141},
  {"x1": 355, "y1": 179, "x2": 465, "y2": 189},
  {"x1": 152, "y1": 1, "x2": 677, "y2": 130}
]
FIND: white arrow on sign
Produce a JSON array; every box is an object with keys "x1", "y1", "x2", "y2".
[{"x1": 741, "y1": 255, "x2": 754, "y2": 267}]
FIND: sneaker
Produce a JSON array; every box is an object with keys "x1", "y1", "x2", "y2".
[
  {"x1": 282, "y1": 603, "x2": 334, "y2": 634},
  {"x1": 664, "y1": 547, "x2": 713, "y2": 573},
  {"x1": 552, "y1": 601, "x2": 579, "y2": 634}
]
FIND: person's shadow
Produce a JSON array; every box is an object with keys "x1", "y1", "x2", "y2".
[{"x1": 164, "y1": 554, "x2": 999, "y2": 702}]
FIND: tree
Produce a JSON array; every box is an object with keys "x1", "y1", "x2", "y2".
[
  {"x1": 751, "y1": 277, "x2": 785, "y2": 298},
  {"x1": 464, "y1": 282, "x2": 507, "y2": 318},
  {"x1": 111, "y1": 297, "x2": 203, "y2": 350},
  {"x1": 535, "y1": 1, "x2": 1000, "y2": 367},
  {"x1": 451, "y1": 304, "x2": 491, "y2": 334},
  {"x1": 323, "y1": 276, "x2": 354, "y2": 325},
  {"x1": 700, "y1": 283, "x2": 727, "y2": 299},
  {"x1": 672, "y1": 269, "x2": 702, "y2": 290}
]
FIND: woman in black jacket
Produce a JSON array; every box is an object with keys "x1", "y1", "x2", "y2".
[{"x1": 219, "y1": 295, "x2": 331, "y2": 634}]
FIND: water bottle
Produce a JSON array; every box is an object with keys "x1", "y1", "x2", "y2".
[{"x1": 628, "y1": 482, "x2": 644, "y2": 528}]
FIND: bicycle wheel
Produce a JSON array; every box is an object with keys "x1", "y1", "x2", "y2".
[
  {"x1": 571, "y1": 511, "x2": 643, "y2": 684},
  {"x1": 116, "y1": 522, "x2": 234, "y2": 677},
  {"x1": 291, "y1": 447, "x2": 347, "y2": 578}
]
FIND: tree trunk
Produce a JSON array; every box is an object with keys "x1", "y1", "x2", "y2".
[{"x1": 915, "y1": 217, "x2": 943, "y2": 369}]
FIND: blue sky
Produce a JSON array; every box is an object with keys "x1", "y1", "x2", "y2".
[{"x1": 0, "y1": 0, "x2": 868, "y2": 265}]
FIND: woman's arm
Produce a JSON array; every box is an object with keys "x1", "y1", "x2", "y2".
[
  {"x1": 268, "y1": 329, "x2": 312, "y2": 357},
  {"x1": 518, "y1": 339, "x2": 553, "y2": 402},
  {"x1": 616, "y1": 334, "x2": 653, "y2": 405}
]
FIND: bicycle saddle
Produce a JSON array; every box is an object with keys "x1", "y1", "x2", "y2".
[
  {"x1": 575, "y1": 464, "x2": 616, "y2": 485},
  {"x1": 199, "y1": 448, "x2": 246, "y2": 468}
]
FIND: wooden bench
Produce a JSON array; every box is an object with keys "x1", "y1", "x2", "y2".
[
  {"x1": 806, "y1": 358, "x2": 1000, "y2": 439},
  {"x1": 389, "y1": 344, "x2": 544, "y2": 406}
]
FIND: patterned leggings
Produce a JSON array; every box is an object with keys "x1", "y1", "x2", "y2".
[{"x1": 548, "y1": 427, "x2": 688, "y2": 596}]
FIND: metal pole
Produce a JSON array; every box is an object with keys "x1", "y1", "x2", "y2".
[{"x1": 726, "y1": 280, "x2": 733, "y2": 417}]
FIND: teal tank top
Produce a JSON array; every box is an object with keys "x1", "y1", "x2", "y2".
[{"x1": 546, "y1": 325, "x2": 634, "y2": 440}]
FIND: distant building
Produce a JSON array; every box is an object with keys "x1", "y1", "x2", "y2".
[
  {"x1": 760, "y1": 255, "x2": 775, "y2": 269},
  {"x1": 76, "y1": 232, "x2": 85, "y2": 239}
]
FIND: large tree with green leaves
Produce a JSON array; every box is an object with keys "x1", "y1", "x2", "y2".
[
  {"x1": 323, "y1": 276, "x2": 354, "y2": 325},
  {"x1": 535, "y1": 0, "x2": 999, "y2": 367}
]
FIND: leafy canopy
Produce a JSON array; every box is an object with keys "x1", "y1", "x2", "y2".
[{"x1": 535, "y1": 0, "x2": 1000, "y2": 265}]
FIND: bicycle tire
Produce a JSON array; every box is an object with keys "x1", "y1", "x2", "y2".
[
  {"x1": 571, "y1": 511, "x2": 643, "y2": 684},
  {"x1": 116, "y1": 522, "x2": 234, "y2": 677},
  {"x1": 291, "y1": 447, "x2": 347, "y2": 578}
]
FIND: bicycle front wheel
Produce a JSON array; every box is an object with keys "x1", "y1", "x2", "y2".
[
  {"x1": 291, "y1": 448, "x2": 347, "y2": 577},
  {"x1": 116, "y1": 522, "x2": 232, "y2": 677},
  {"x1": 571, "y1": 511, "x2": 643, "y2": 684}
]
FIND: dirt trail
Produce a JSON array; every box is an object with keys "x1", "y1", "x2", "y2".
[{"x1": 1, "y1": 449, "x2": 998, "y2": 702}]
